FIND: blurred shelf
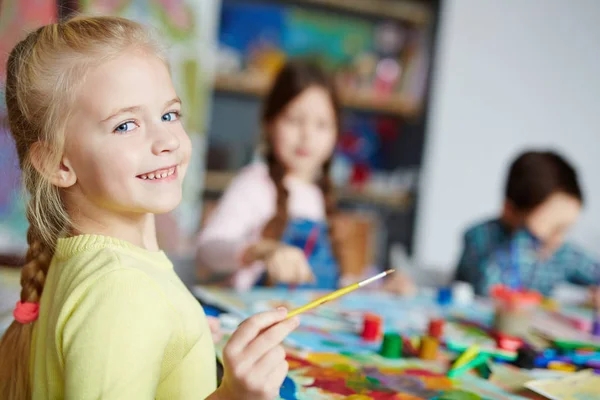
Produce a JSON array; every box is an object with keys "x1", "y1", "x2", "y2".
[
  {"x1": 213, "y1": 73, "x2": 421, "y2": 118},
  {"x1": 294, "y1": 0, "x2": 431, "y2": 25},
  {"x1": 204, "y1": 170, "x2": 413, "y2": 210}
]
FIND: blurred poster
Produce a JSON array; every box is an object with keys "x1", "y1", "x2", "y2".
[{"x1": 0, "y1": 0, "x2": 57, "y2": 256}]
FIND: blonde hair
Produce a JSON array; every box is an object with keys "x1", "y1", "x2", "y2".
[{"x1": 0, "y1": 15, "x2": 164, "y2": 399}]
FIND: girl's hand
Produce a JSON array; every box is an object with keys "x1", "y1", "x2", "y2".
[
  {"x1": 216, "y1": 309, "x2": 299, "y2": 400},
  {"x1": 382, "y1": 271, "x2": 417, "y2": 296},
  {"x1": 264, "y1": 244, "x2": 315, "y2": 285},
  {"x1": 207, "y1": 316, "x2": 223, "y2": 343}
]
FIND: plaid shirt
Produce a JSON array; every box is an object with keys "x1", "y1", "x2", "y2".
[{"x1": 455, "y1": 218, "x2": 600, "y2": 296}]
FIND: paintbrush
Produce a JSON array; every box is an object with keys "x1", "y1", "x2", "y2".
[{"x1": 286, "y1": 269, "x2": 395, "y2": 318}]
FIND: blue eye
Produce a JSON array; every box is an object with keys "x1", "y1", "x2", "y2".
[
  {"x1": 162, "y1": 111, "x2": 180, "y2": 122},
  {"x1": 114, "y1": 121, "x2": 137, "y2": 133}
]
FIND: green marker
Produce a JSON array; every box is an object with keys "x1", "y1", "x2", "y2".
[
  {"x1": 553, "y1": 339, "x2": 600, "y2": 352},
  {"x1": 447, "y1": 353, "x2": 490, "y2": 379}
]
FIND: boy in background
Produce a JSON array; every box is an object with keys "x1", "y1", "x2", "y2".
[{"x1": 455, "y1": 150, "x2": 599, "y2": 297}]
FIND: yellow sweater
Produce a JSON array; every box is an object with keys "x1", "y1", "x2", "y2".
[{"x1": 30, "y1": 234, "x2": 217, "y2": 399}]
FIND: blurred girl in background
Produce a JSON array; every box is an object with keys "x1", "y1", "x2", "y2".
[{"x1": 197, "y1": 60, "x2": 413, "y2": 293}]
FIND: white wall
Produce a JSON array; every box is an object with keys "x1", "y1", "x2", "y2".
[{"x1": 414, "y1": 0, "x2": 600, "y2": 272}]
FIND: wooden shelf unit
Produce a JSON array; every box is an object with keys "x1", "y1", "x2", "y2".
[
  {"x1": 204, "y1": 170, "x2": 413, "y2": 210},
  {"x1": 294, "y1": 0, "x2": 431, "y2": 25},
  {"x1": 214, "y1": 73, "x2": 421, "y2": 118}
]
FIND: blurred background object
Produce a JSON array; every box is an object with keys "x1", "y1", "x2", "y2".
[
  {"x1": 413, "y1": 0, "x2": 600, "y2": 278},
  {"x1": 204, "y1": 0, "x2": 438, "y2": 273},
  {"x1": 1, "y1": 0, "x2": 599, "y2": 289}
]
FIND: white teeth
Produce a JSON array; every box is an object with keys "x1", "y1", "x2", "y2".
[{"x1": 139, "y1": 166, "x2": 177, "y2": 180}]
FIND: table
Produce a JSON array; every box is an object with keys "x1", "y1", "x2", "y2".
[{"x1": 194, "y1": 286, "x2": 594, "y2": 400}]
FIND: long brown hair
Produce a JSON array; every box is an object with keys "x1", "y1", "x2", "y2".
[
  {"x1": 0, "y1": 16, "x2": 163, "y2": 399},
  {"x1": 260, "y1": 60, "x2": 343, "y2": 266}
]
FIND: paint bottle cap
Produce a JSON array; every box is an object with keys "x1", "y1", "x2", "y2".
[
  {"x1": 380, "y1": 333, "x2": 403, "y2": 358},
  {"x1": 514, "y1": 346, "x2": 538, "y2": 369},
  {"x1": 437, "y1": 287, "x2": 452, "y2": 306},
  {"x1": 428, "y1": 319, "x2": 445, "y2": 339},
  {"x1": 547, "y1": 361, "x2": 577, "y2": 372},
  {"x1": 586, "y1": 360, "x2": 600, "y2": 369},
  {"x1": 591, "y1": 318, "x2": 600, "y2": 337},
  {"x1": 361, "y1": 313, "x2": 383, "y2": 342},
  {"x1": 495, "y1": 332, "x2": 523, "y2": 352},
  {"x1": 452, "y1": 282, "x2": 475, "y2": 306},
  {"x1": 419, "y1": 336, "x2": 439, "y2": 361}
]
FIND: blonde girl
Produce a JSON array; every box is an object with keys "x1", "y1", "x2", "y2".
[{"x1": 0, "y1": 16, "x2": 297, "y2": 400}]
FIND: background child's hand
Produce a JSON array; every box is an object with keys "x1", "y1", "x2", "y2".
[
  {"x1": 590, "y1": 286, "x2": 600, "y2": 309},
  {"x1": 217, "y1": 309, "x2": 299, "y2": 400},
  {"x1": 207, "y1": 316, "x2": 223, "y2": 343},
  {"x1": 264, "y1": 245, "x2": 315, "y2": 285},
  {"x1": 382, "y1": 271, "x2": 417, "y2": 296}
]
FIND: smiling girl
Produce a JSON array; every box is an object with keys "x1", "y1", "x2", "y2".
[{"x1": 0, "y1": 16, "x2": 296, "y2": 400}]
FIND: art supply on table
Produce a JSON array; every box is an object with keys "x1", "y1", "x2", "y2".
[
  {"x1": 547, "y1": 361, "x2": 577, "y2": 372},
  {"x1": 490, "y1": 285, "x2": 541, "y2": 337},
  {"x1": 419, "y1": 335, "x2": 439, "y2": 361},
  {"x1": 446, "y1": 340, "x2": 517, "y2": 362},
  {"x1": 494, "y1": 332, "x2": 523, "y2": 352},
  {"x1": 286, "y1": 269, "x2": 395, "y2": 318},
  {"x1": 549, "y1": 309, "x2": 591, "y2": 332},
  {"x1": 476, "y1": 361, "x2": 492, "y2": 379},
  {"x1": 437, "y1": 287, "x2": 452, "y2": 306},
  {"x1": 379, "y1": 333, "x2": 402, "y2": 358},
  {"x1": 451, "y1": 345, "x2": 480, "y2": 370},
  {"x1": 514, "y1": 346, "x2": 538, "y2": 369},
  {"x1": 452, "y1": 282, "x2": 475, "y2": 306},
  {"x1": 525, "y1": 369, "x2": 600, "y2": 400},
  {"x1": 428, "y1": 318, "x2": 445, "y2": 339},
  {"x1": 553, "y1": 339, "x2": 600, "y2": 352},
  {"x1": 218, "y1": 313, "x2": 242, "y2": 330},
  {"x1": 586, "y1": 359, "x2": 600, "y2": 370},
  {"x1": 541, "y1": 298, "x2": 559, "y2": 312},
  {"x1": 447, "y1": 353, "x2": 490, "y2": 379},
  {"x1": 592, "y1": 312, "x2": 600, "y2": 337},
  {"x1": 361, "y1": 313, "x2": 383, "y2": 342}
]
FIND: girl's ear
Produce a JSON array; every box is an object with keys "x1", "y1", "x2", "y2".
[{"x1": 29, "y1": 142, "x2": 77, "y2": 188}]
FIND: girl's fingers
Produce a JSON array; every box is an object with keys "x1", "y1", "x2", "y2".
[
  {"x1": 225, "y1": 309, "x2": 287, "y2": 355},
  {"x1": 252, "y1": 345, "x2": 287, "y2": 381},
  {"x1": 265, "y1": 359, "x2": 290, "y2": 394},
  {"x1": 240, "y1": 316, "x2": 299, "y2": 365}
]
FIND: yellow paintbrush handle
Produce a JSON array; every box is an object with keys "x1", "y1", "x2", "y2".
[{"x1": 286, "y1": 284, "x2": 359, "y2": 318}]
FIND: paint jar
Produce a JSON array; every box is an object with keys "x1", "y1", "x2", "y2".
[{"x1": 491, "y1": 285, "x2": 542, "y2": 337}]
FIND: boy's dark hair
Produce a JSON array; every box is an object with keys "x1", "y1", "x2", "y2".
[{"x1": 505, "y1": 150, "x2": 583, "y2": 211}]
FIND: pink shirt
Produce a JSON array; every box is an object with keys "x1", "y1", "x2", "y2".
[{"x1": 196, "y1": 163, "x2": 326, "y2": 290}]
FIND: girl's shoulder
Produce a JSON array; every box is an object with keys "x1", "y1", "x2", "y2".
[{"x1": 225, "y1": 162, "x2": 276, "y2": 197}]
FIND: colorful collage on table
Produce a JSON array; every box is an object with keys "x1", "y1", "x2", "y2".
[
  {"x1": 196, "y1": 287, "x2": 530, "y2": 400},
  {"x1": 214, "y1": 338, "x2": 528, "y2": 400}
]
